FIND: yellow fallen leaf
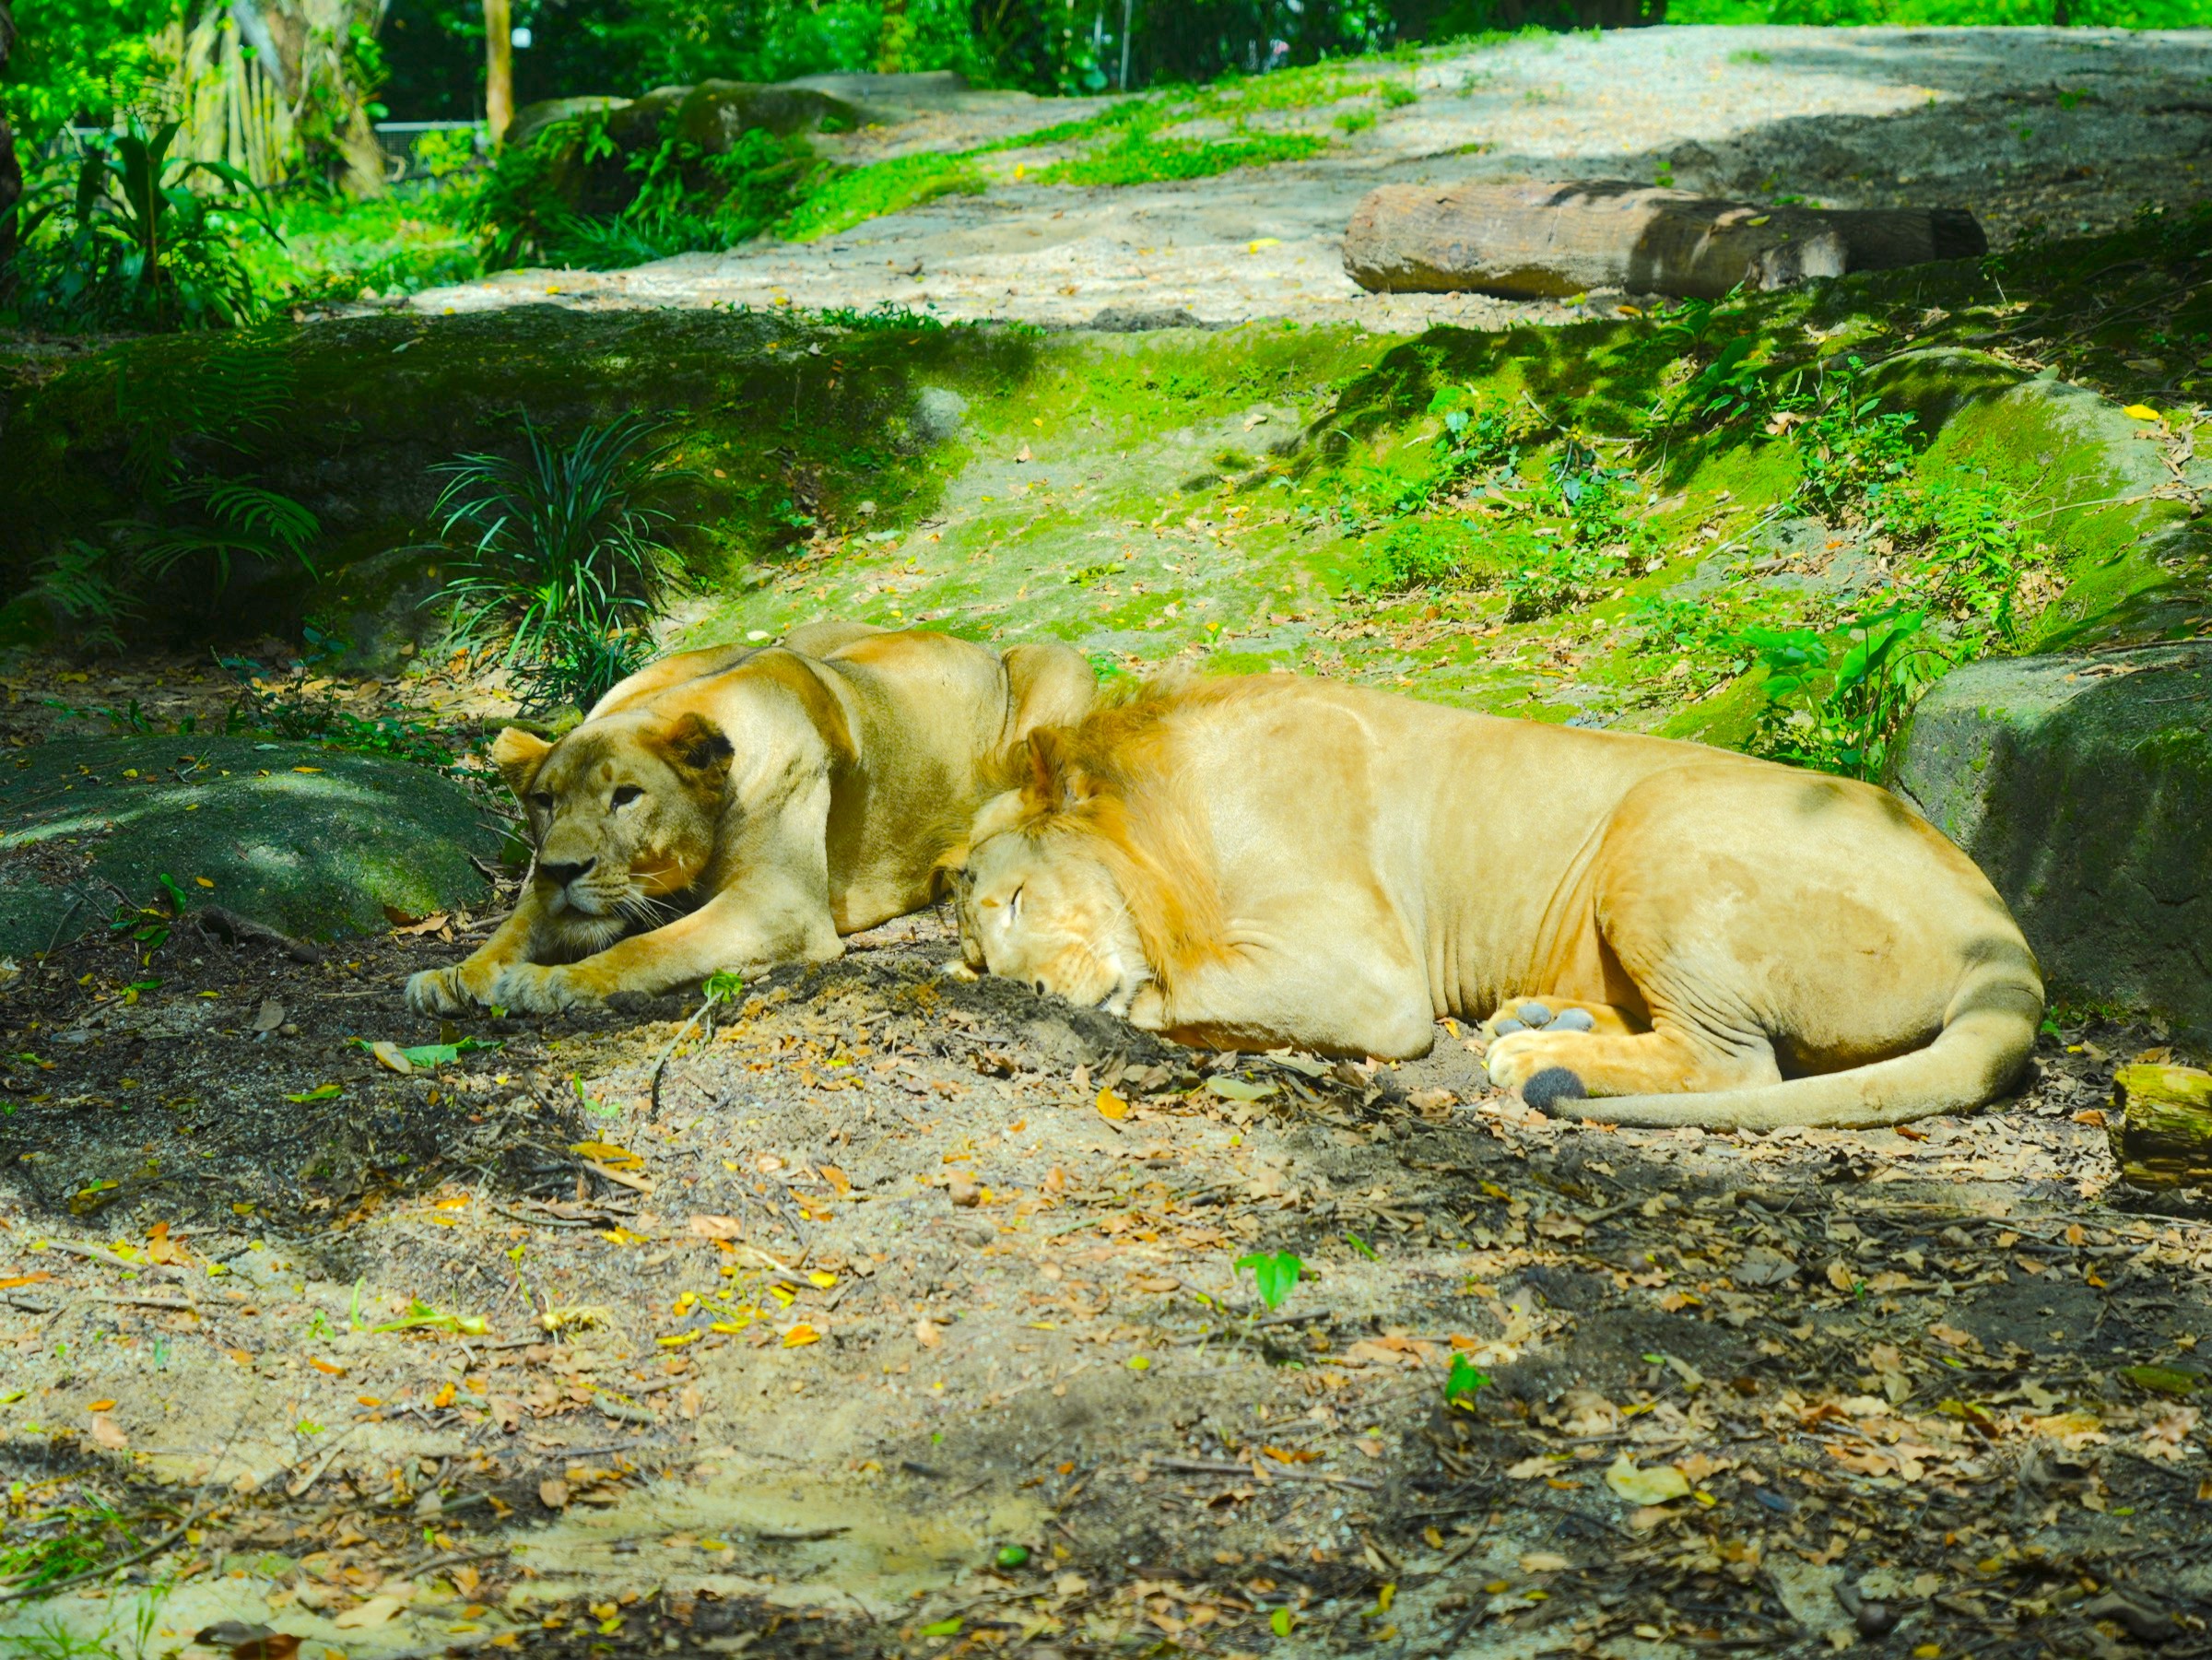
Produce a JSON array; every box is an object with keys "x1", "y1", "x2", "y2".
[
  {"x1": 334, "y1": 1595, "x2": 406, "y2": 1630},
  {"x1": 371, "y1": 1041, "x2": 413, "y2": 1076},
  {"x1": 1604, "y1": 1453, "x2": 1690, "y2": 1506},
  {"x1": 570, "y1": 1141, "x2": 641, "y2": 1170},
  {"x1": 2122, "y1": 404, "x2": 2161, "y2": 420},
  {"x1": 1247, "y1": 237, "x2": 1281, "y2": 252},
  {"x1": 656, "y1": 1330, "x2": 700, "y2": 1348},
  {"x1": 782, "y1": 1323, "x2": 821, "y2": 1348},
  {"x1": 194, "y1": 877, "x2": 215, "y2": 889},
  {"x1": 1096, "y1": 1087, "x2": 1129, "y2": 1122},
  {"x1": 310, "y1": 1358, "x2": 347, "y2": 1377},
  {"x1": 291, "y1": 766, "x2": 324, "y2": 774},
  {"x1": 88, "y1": 1398, "x2": 116, "y2": 1412},
  {"x1": 807, "y1": 1270, "x2": 838, "y2": 1289}
]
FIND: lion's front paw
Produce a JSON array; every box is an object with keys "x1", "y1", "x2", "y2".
[
  {"x1": 406, "y1": 966, "x2": 472, "y2": 1016},
  {"x1": 489, "y1": 963, "x2": 600, "y2": 1015}
]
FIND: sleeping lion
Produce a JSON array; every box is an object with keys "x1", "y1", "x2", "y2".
[
  {"x1": 951, "y1": 674, "x2": 2042, "y2": 1133},
  {"x1": 407, "y1": 623, "x2": 1094, "y2": 1015}
]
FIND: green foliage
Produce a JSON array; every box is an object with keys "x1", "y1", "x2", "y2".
[
  {"x1": 1788, "y1": 356, "x2": 1920, "y2": 515},
  {"x1": 1234, "y1": 1249, "x2": 1303, "y2": 1311},
  {"x1": 0, "y1": 1500, "x2": 141, "y2": 1599},
  {"x1": 1445, "y1": 1352, "x2": 1489, "y2": 1407},
  {"x1": 428, "y1": 413, "x2": 688, "y2": 713},
  {"x1": 7, "y1": 121, "x2": 281, "y2": 331},
  {"x1": 1740, "y1": 606, "x2": 1950, "y2": 779},
  {"x1": 1356, "y1": 516, "x2": 1483, "y2": 592},
  {"x1": 244, "y1": 183, "x2": 483, "y2": 306},
  {"x1": 1040, "y1": 128, "x2": 1331, "y2": 187},
  {"x1": 1885, "y1": 470, "x2": 2031, "y2": 648},
  {"x1": 0, "y1": 0, "x2": 174, "y2": 142},
  {"x1": 471, "y1": 115, "x2": 816, "y2": 270},
  {"x1": 779, "y1": 149, "x2": 986, "y2": 243}
]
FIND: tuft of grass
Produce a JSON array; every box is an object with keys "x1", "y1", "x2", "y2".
[
  {"x1": 1041, "y1": 130, "x2": 1329, "y2": 188},
  {"x1": 780, "y1": 151, "x2": 988, "y2": 242}
]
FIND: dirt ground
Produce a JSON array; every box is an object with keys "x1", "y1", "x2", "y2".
[
  {"x1": 405, "y1": 27, "x2": 2212, "y2": 333},
  {"x1": 3, "y1": 693, "x2": 2211, "y2": 1660}
]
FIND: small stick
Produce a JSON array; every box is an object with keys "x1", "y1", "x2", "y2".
[{"x1": 1152, "y1": 1456, "x2": 1381, "y2": 1491}]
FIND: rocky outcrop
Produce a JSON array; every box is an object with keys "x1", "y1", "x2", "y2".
[
  {"x1": 1894, "y1": 646, "x2": 2212, "y2": 1042},
  {"x1": 0, "y1": 736, "x2": 510, "y2": 958}
]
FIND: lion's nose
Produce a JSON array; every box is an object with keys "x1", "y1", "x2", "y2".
[{"x1": 540, "y1": 856, "x2": 597, "y2": 888}]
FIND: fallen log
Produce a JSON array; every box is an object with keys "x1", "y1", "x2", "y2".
[
  {"x1": 1342, "y1": 180, "x2": 1985, "y2": 300},
  {"x1": 2106, "y1": 1063, "x2": 2212, "y2": 1191}
]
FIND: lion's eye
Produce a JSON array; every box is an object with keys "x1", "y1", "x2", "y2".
[
  {"x1": 529, "y1": 792, "x2": 554, "y2": 811},
  {"x1": 611, "y1": 784, "x2": 643, "y2": 807}
]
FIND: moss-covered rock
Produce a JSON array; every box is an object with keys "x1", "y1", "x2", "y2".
[
  {"x1": 1893, "y1": 648, "x2": 2212, "y2": 1042},
  {"x1": 302, "y1": 546, "x2": 451, "y2": 676},
  {"x1": 0, "y1": 736, "x2": 505, "y2": 958}
]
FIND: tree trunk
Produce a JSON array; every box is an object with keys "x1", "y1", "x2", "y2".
[
  {"x1": 230, "y1": 0, "x2": 387, "y2": 195},
  {"x1": 1342, "y1": 180, "x2": 1985, "y2": 301},
  {"x1": 2107, "y1": 1064, "x2": 2212, "y2": 1191},
  {"x1": 484, "y1": 0, "x2": 514, "y2": 147},
  {"x1": 0, "y1": 0, "x2": 18, "y2": 288}
]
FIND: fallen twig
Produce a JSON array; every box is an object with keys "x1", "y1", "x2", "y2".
[
  {"x1": 1152, "y1": 1456, "x2": 1381, "y2": 1490},
  {"x1": 195, "y1": 905, "x2": 321, "y2": 963}
]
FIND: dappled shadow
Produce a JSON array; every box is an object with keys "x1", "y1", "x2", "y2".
[{"x1": 0, "y1": 307, "x2": 1054, "y2": 643}]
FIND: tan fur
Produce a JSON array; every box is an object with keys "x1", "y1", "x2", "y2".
[
  {"x1": 954, "y1": 674, "x2": 2043, "y2": 1132},
  {"x1": 407, "y1": 626, "x2": 1095, "y2": 1016}
]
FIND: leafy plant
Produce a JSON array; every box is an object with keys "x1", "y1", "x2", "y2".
[
  {"x1": 1234, "y1": 1250, "x2": 1303, "y2": 1312},
  {"x1": 1790, "y1": 356, "x2": 1919, "y2": 516},
  {"x1": 1445, "y1": 1352, "x2": 1490, "y2": 1407},
  {"x1": 8, "y1": 120, "x2": 281, "y2": 330},
  {"x1": 1741, "y1": 606, "x2": 1950, "y2": 780},
  {"x1": 428, "y1": 413, "x2": 688, "y2": 713}
]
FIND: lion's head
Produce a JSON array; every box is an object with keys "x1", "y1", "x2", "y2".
[
  {"x1": 954, "y1": 820, "x2": 1150, "y2": 1014},
  {"x1": 490, "y1": 711, "x2": 734, "y2": 927}
]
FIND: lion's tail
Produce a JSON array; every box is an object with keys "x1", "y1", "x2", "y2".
[{"x1": 1575, "y1": 958, "x2": 2043, "y2": 1134}]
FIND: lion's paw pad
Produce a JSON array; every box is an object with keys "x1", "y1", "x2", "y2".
[
  {"x1": 1516, "y1": 1001, "x2": 1555, "y2": 1027},
  {"x1": 1522, "y1": 1066, "x2": 1588, "y2": 1113},
  {"x1": 1551, "y1": 1007, "x2": 1595, "y2": 1033},
  {"x1": 1491, "y1": 1016, "x2": 1526, "y2": 1037}
]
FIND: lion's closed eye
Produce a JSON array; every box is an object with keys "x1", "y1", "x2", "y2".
[
  {"x1": 529, "y1": 791, "x2": 554, "y2": 811},
  {"x1": 612, "y1": 784, "x2": 643, "y2": 806}
]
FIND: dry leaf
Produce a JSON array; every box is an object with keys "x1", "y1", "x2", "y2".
[
  {"x1": 687, "y1": 1214, "x2": 743, "y2": 1241},
  {"x1": 782, "y1": 1323, "x2": 821, "y2": 1348},
  {"x1": 947, "y1": 1171, "x2": 981, "y2": 1208},
  {"x1": 333, "y1": 1595, "x2": 405, "y2": 1630},
  {"x1": 1928, "y1": 1324, "x2": 1979, "y2": 1349},
  {"x1": 1096, "y1": 1087, "x2": 1129, "y2": 1122},
  {"x1": 914, "y1": 1318, "x2": 943, "y2": 1348},
  {"x1": 1604, "y1": 1454, "x2": 1689, "y2": 1506},
  {"x1": 539, "y1": 1478, "x2": 570, "y2": 1509},
  {"x1": 234, "y1": 1633, "x2": 302, "y2": 1660},
  {"x1": 251, "y1": 998, "x2": 285, "y2": 1033},
  {"x1": 89, "y1": 1413, "x2": 128, "y2": 1451},
  {"x1": 370, "y1": 1041, "x2": 413, "y2": 1076},
  {"x1": 1520, "y1": 1552, "x2": 1571, "y2": 1573},
  {"x1": 1504, "y1": 1455, "x2": 1558, "y2": 1479}
]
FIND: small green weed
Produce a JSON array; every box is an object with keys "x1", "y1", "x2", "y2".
[
  {"x1": 1445, "y1": 1353, "x2": 1489, "y2": 1408},
  {"x1": 1234, "y1": 1250, "x2": 1303, "y2": 1312},
  {"x1": 1335, "y1": 110, "x2": 1377, "y2": 135},
  {"x1": 1378, "y1": 80, "x2": 1419, "y2": 108}
]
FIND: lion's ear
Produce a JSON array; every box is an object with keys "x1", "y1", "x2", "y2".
[
  {"x1": 1023, "y1": 728, "x2": 1095, "y2": 814},
  {"x1": 488, "y1": 727, "x2": 554, "y2": 802},
  {"x1": 651, "y1": 711, "x2": 735, "y2": 788}
]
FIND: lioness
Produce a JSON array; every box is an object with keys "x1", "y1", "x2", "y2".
[
  {"x1": 407, "y1": 625, "x2": 1094, "y2": 1015},
  {"x1": 952, "y1": 675, "x2": 2042, "y2": 1132}
]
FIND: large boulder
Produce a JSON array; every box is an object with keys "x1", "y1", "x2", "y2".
[
  {"x1": 0, "y1": 736, "x2": 508, "y2": 959},
  {"x1": 1894, "y1": 647, "x2": 2212, "y2": 1043}
]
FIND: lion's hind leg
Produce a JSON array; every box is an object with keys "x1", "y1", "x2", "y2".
[{"x1": 1485, "y1": 1021, "x2": 1782, "y2": 1113}]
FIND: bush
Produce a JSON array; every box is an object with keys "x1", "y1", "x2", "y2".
[
  {"x1": 7, "y1": 121, "x2": 281, "y2": 330},
  {"x1": 428, "y1": 413, "x2": 688, "y2": 713}
]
